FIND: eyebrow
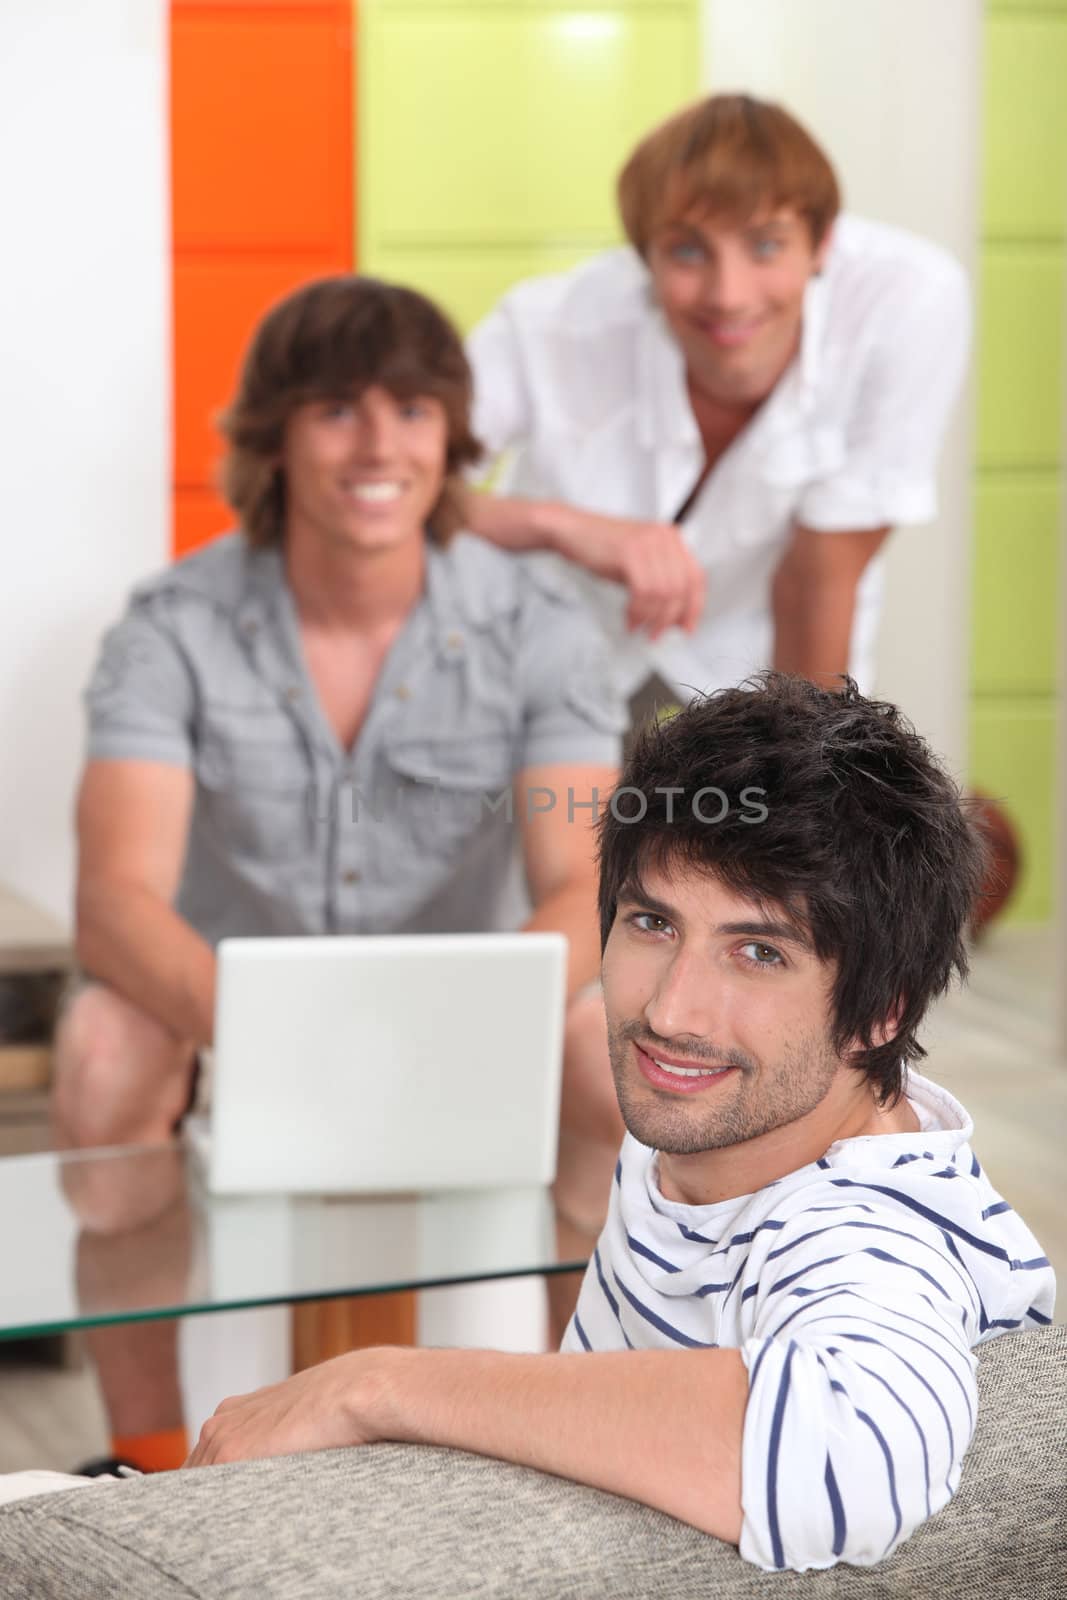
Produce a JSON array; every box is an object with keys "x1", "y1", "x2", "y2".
[
  {"x1": 616, "y1": 887, "x2": 813, "y2": 952},
  {"x1": 716, "y1": 920, "x2": 813, "y2": 952}
]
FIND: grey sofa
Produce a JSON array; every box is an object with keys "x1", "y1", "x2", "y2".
[{"x1": 1, "y1": 1326, "x2": 1063, "y2": 1599}]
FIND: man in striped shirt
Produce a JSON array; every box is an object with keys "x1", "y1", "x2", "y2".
[{"x1": 185, "y1": 673, "x2": 1055, "y2": 1572}]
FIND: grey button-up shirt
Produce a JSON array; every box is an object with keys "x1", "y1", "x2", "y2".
[{"x1": 85, "y1": 533, "x2": 624, "y2": 945}]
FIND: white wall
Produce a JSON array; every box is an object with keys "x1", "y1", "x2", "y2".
[
  {"x1": 0, "y1": 0, "x2": 170, "y2": 924},
  {"x1": 702, "y1": 0, "x2": 981, "y2": 775}
]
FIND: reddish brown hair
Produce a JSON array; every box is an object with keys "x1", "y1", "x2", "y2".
[
  {"x1": 219, "y1": 276, "x2": 483, "y2": 547},
  {"x1": 618, "y1": 94, "x2": 841, "y2": 256}
]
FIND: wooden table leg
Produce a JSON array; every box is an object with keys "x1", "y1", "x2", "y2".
[{"x1": 291, "y1": 1291, "x2": 417, "y2": 1370}]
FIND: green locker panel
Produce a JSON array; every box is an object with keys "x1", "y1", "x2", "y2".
[
  {"x1": 969, "y1": 701, "x2": 1057, "y2": 923},
  {"x1": 987, "y1": 0, "x2": 1067, "y2": 13},
  {"x1": 982, "y1": 14, "x2": 1067, "y2": 238},
  {"x1": 361, "y1": 4, "x2": 699, "y2": 249},
  {"x1": 365, "y1": 245, "x2": 604, "y2": 332},
  {"x1": 977, "y1": 245, "x2": 1066, "y2": 467},
  {"x1": 970, "y1": 474, "x2": 1063, "y2": 697}
]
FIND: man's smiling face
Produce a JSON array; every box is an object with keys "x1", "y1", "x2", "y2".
[
  {"x1": 646, "y1": 206, "x2": 828, "y2": 404},
  {"x1": 602, "y1": 860, "x2": 873, "y2": 1198}
]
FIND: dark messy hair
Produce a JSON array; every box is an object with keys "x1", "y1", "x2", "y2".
[
  {"x1": 219, "y1": 275, "x2": 483, "y2": 546},
  {"x1": 597, "y1": 674, "x2": 987, "y2": 1104}
]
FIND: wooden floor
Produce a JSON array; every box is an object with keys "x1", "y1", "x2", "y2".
[{"x1": 1, "y1": 924, "x2": 1063, "y2": 1474}]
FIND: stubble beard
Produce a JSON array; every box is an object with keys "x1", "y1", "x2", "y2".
[{"x1": 607, "y1": 1016, "x2": 842, "y2": 1157}]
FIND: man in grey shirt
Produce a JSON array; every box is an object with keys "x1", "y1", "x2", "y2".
[{"x1": 52, "y1": 276, "x2": 625, "y2": 1472}]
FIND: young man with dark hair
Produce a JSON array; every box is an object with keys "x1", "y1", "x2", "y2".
[
  {"x1": 180, "y1": 675, "x2": 1053, "y2": 1573},
  {"x1": 51, "y1": 275, "x2": 624, "y2": 1474}
]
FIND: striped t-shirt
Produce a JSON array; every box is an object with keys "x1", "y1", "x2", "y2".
[{"x1": 561, "y1": 1071, "x2": 1056, "y2": 1572}]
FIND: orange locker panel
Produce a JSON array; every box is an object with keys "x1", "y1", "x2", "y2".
[
  {"x1": 175, "y1": 484, "x2": 236, "y2": 555},
  {"x1": 172, "y1": 3, "x2": 353, "y2": 255},
  {"x1": 173, "y1": 255, "x2": 345, "y2": 488},
  {"x1": 170, "y1": 0, "x2": 355, "y2": 558}
]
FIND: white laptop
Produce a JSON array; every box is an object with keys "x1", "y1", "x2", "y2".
[{"x1": 203, "y1": 932, "x2": 568, "y2": 1195}]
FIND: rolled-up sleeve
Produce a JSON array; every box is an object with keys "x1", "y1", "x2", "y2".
[
  {"x1": 84, "y1": 594, "x2": 196, "y2": 767},
  {"x1": 799, "y1": 260, "x2": 971, "y2": 533},
  {"x1": 514, "y1": 580, "x2": 626, "y2": 771},
  {"x1": 737, "y1": 1216, "x2": 979, "y2": 1571}
]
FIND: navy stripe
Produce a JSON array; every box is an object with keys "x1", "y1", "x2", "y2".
[
  {"x1": 854, "y1": 1406, "x2": 903, "y2": 1554},
  {"x1": 626, "y1": 1233, "x2": 682, "y2": 1273},
  {"x1": 970, "y1": 1152, "x2": 981, "y2": 1178},
  {"x1": 824, "y1": 1456, "x2": 847, "y2": 1558},
  {"x1": 765, "y1": 1340, "x2": 797, "y2": 1569},
  {"x1": 764, "y1": 1252, "x2": 853, "y2": 1297},
  {"x1": 572, "y1": 1312, "x2": 592, "y2": 1352},
  {"x1": 982, "y1": 1200, "x2": 1012, "y2": 1220},
  {"x1": 593, "y1": 1247, "x2": 620, "y2": 1319},
  {"x1": 765, "y1": 1246, "x2": 953, "y2": 1305},
  {"x1": 1026, "y1": 1305, "x2": 1053, "y2": 1327},
  {"x1": 766, "y1": 1293, "x2": 975, "y2": 1428},
  {"x1": 613, "y1": 1272, "x2": 713, "y2": 1348},
  {"x1": 805, "y1": 1201, "x2": 877, "y2": 1217},
  {"x1": 852, "y1": 1360, "x2": 932, "y2": 1517},
  {"x1": 826, "y1": 1179, "x2": 1017, "y2": 1263},
  {"x1": 747, "y1": 1336, "x2": 775, "y2": 1391},
  {"x1": 835, "y1": 1326, "x2": 974, "y2": 1432},
  {"x1": 816, "y1": 1158, "x2": 831, "y2": 1170},
  {"x1": 676, "y1": 1216, "x2": 786, "y2": 1249},
  {"x1": 826, "y1": 1342, "x2": 956, "y2": 1492},
  {"x1": 764, "y1": 1220, "x2": 978, "y2": 1311},
  {"x1": 614, "y1": 1158, "x2": 622, "y2": 1187}
]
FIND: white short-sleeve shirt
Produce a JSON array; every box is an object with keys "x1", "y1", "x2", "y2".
[{"x1": 467, "y1": 215, "x2": 970, "y2": 698}]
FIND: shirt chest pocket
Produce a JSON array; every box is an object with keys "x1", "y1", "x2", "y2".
[
  {"x1": 195, "y1": 705, "x2": 312, "y2": 861},
  {"x1": 383, "y1": 725, "x2": 516, "y2": 863},
  {"x1": 718, "y1": 426, "x2": 848, "y2": 552}
]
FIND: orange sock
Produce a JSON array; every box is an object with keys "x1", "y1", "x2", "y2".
[{"x1": 111, "y1": 1426, "x2": 189, "y2": 1474}]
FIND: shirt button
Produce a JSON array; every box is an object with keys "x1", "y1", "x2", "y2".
[
  {"x1": 446, "y1": 631, "x2": 464, "y2": 650},
  {"x1": 341, "y1": 869, "x2": 361, "y2": 885},
  {"x1": 284, "y1": 685, "x2": 302, "y2": 703},
  {"x1": 395, "y1": 683, "x2": 411, "y2": 701}
]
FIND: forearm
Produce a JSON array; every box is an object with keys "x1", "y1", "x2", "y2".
[
  {"x1": 522, "y1": 880, "x2": 602, "y2": 998},
  {"x1": 771, "y1": 567, "x2": 858, "y2": 688},
  {"x1": 76, "y1": 881, "x2": 216, "y2": 1045},
  {"x1": 371, "y1": 1345, "x2": 747, "y2": 1542},
  {"x1": 458, "y1": 484, "x2": 568, "y2": 554}
]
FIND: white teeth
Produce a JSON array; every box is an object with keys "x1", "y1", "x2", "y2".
[
  {"x1": 348, "y1": 481, "x2": 402, "y2": 502},
  {"x1": 652, "y1": 1058, "x2": 728, "y2": 1078}
]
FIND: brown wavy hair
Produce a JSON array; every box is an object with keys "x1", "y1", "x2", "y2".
[
  {"x1": 219, "y1": 276, "x2": 483, "y2": 547},
  {"x1": 618, "y1": 93, "x2": 841, "y2": 256}
]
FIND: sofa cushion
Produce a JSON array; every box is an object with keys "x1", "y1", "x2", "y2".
[{"x1": 1, "y1": 1325, "x2": 1063, "y2": 1599}]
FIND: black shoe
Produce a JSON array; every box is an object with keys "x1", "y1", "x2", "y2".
[{"x1": 72, "y1": 1456, "x2": 143, "y2": 1480}]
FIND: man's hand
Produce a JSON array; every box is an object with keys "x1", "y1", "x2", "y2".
[
  {"x1": 185, "y1": 1350, "x2": 393, "y2": 1466},
  {"x1": 460, "y1": 489, "x2": 706, "y2": 638},
  {"x1": 553, "y1": 513, "x2": 706, "y2": 639}
]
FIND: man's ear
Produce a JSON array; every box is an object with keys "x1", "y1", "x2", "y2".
[{"x1": 867, "y1": 999, "x2": 905, "y2": 1052}]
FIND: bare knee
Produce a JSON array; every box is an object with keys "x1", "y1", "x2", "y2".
[{"x1": 51, "y1": 984, "x2": 194, "y2": 1149}]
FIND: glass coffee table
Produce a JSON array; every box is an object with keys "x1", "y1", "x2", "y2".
[{"x1": 0, "y1": 1141, "x2": 583, "y2": 1361}]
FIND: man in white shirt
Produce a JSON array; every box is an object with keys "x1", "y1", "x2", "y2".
[
  {"x1": 179, "y1": 673, "x2": 1054, "y2": 1573},
  {"x1": 461, "y1": 93, "x2": 970, "y2": 699}
]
